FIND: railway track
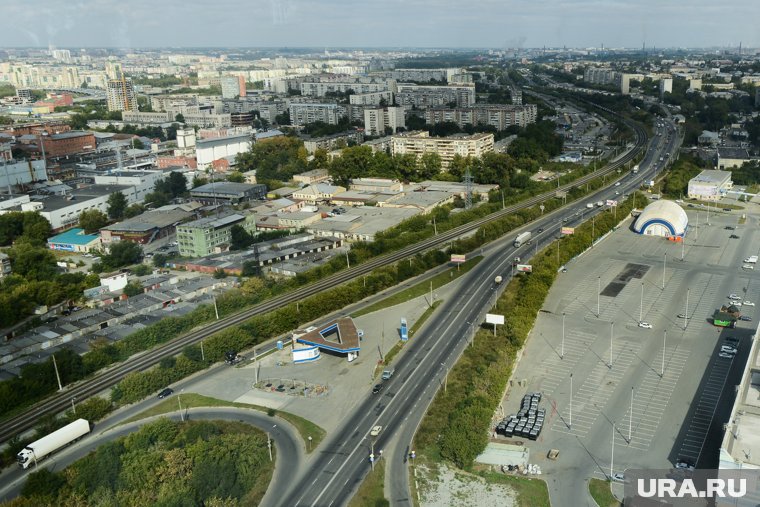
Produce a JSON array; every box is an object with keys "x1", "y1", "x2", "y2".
[{"x1": 0, "y1": 109, "x2": 647, "y2": 444}]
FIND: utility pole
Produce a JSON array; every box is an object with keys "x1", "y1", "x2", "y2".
[
  {"x1": 201, "y1": 341, "x2": 205, "y2": 362},
  {"x1": 52, "y1": 354, "x2": 63, "y2": 391},
  {"x1": 611, "y1": 421, "x2": 615, "y2": 479},
  {"x1": 267, "y1": 434, "x2": 273, "y2": 462},
  {"x1": 178, "y1": 392, "x2": 184, "y2": 422},
  {"x1": 561, "y1": 312, "x2": 566, "y2": 359},
  {"x1": 639, "y1": 282, "x2": 644, "y2": 323},
  {"x1": 609, "y1": 321, "x2": 614, "y2": 368},
  {"x1": 569, "y1": 373, "x2": 573, "y2": 428},
  {"x1": 213, "y1": 295, "x2": 219, "y2": 320},
  {"x1": 432, "y1": 216, "x2": 437, "y2": 235},
  {"x1": 684, "y1": 288, "x2": 689, "y2": 331},
  {"x1": 430, "y1": 281, "x2": 433, "y2": 308},
  {"x1": 662, "y1": 252, "x2": 666, "y2": 290},
  {"x1": 661, "y1": 330, "x2": 667, "y2": 377},
  {"x1": 597, "y1": 276, "x2": 601, "y2": 317}
]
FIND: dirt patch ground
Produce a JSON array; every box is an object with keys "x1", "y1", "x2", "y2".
[{"x1": 415, "y1": 462, "x2": 516, "y2": 507}]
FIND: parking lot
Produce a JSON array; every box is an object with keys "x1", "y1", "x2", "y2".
[{"x1": 500, "y1": 205, "x2": 759, "y2": 487}]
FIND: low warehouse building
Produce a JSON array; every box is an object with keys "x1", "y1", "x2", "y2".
[
  {"x1": 633, "y1": 200, "x2": 688, "y2": 241},
  {"x1": 687, "y1": 170, "x2": 733, "y2": 201}
]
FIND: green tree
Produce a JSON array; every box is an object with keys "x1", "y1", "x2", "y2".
[
  {"x1": 144, "y1": 191, "x2": 171, "y2": 207},
  {"x1": 8, "y1": 243, "x2": 57, "y2": 281},
  {"x1": 107, "y1": 191, "x2": 128, "y2": 220},
  {"x1": 123, "y1": 281, "x2": 144, "y2": 297},
  {"x1": 79, "y1": 209, "x2": 109, "y2": 234},
  {"x1": 124, "y1": 203, "x2": 146, "y2": 218},
  {"x1": 102, "y1": 241, "x2": 143, "y2": 270},
  {"x1": 226, "y1": 171, "x2": 245, "y2": 183},
  {"x1": 175, "y1": 113, "x2": 185, "y2": 123},
  {"x1": 152, "y1": 253, "x2": 168, "y2": 267},
  {"x1": 192, "y1": 175, "x2": 208, "y2": 188},
  {"x1": 229, "y1": 225, "x2": 254, "y2": 250}
]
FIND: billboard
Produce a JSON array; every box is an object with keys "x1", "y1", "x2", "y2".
[
  {"x1": 485, "y1": 314, "x2": 505, "y2": 325},
  {"x1": 561, "y1": 227, "x2": 575, "y2": 235},
  {"x1": 516, "y1": 264, "x2": 533, "y2": 273},
  {"x1": 606, "y1": 199, "x2": 618, "y2": 206},
  {"x1": 450, "y1": 254, "x2": 466, "y2": 264}
]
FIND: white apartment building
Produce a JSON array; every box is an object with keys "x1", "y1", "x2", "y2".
[
  {"x1": 349, "y1": 91, "x2": 393, "y2": 106},
  {"x1": 300, "y1": 81, "x2": 391, "y2": 96},
  {"x1": 395, "y1": 84, "x2": 475, "y2": 108},
  {"x1": 183, "y1": 113, "x2": 232, "y2": 128},
  {"x1": 364, "y1": 107, "x2": 405, "y2": 136},
  {"x1": 122, "y1": 111, "x2": 173, "y2": 124},
  {"x1": 425, "y1": 104, "x2": 538, "y2": 130},
  {"x1": 289, "y1": 103, "x2": 347, "y2": 126},
  {"x1": 391, "y1": 131, "x2": 494, "y2": 169},
  {"x1": 221, "y1": 75, "x2": 246, "y2": 99}
]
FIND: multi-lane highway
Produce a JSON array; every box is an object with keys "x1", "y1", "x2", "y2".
[
  {"x1": 0, "y1": 106, "x2": 646, "y2": 447},
  {"x1": 277, "y1": 116, "x2": 677, "y2": 506}
]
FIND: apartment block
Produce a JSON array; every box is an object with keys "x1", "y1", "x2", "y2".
[
  {"x1": 122, "y1": 111, "x2": 173, "y2": 124},
  {"x1": 349, "y1": 91, "x2": 393, "y2": 106},
  {"x1": 221, "y1": 75, "x2": 246, "y2": 99},
  {"x1": 395, "y1": 84, "x2": 475, "y2": 108},
  {"x1": 390, "y1": 131, "x2": 494, "y2": 169},
  {"x1": 176, "y1": 213, "x2": 256, "y2": 257},
  {"x1": 289, "y1": 102, "x2": 347, "y2": 126},
  {"x1": 583, "y1": 67, "x2": 618, "y2": 85},
  {"x1": 364, "y1": 106, "x2": 405, "y2": 136},
  {"x1": 425, "y1": 104, "x2": 538, "y2": 130},
  {"x1": 302, "y1": 131, "x2": 363, "y2": 154}
]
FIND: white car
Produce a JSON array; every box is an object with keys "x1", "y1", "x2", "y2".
[
  {"x1": 638, "y1": 321, "x2": 653, "y2": 329},
  {"x1": 614, "y1": 182, "x2": 621, "y2": 187},
  {"x1": 744, "y1": 301, "x2": 755, "y2": 307},
  {"x1": 612, "y1": 472, "x2": 625, "y2": 482},
  {"x1": 743, "y1": 264, "x2": 755, "y2": 270},
  {"x1": 729, "y1": 294, "x2": 741, "y2": 300}
]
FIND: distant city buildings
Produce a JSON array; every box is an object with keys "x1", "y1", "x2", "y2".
[
  {"x1": 221, "y1": 75, "x2": 246, "y2": 99},
  {"x1": 363, "y1": 106, "x2": 405, "y2": 136},
  {"x1": 395, "y1": 83, "x2": 476, "y2": 108}
]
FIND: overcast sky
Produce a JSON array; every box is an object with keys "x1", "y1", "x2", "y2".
[{"x1": 1, "y1": 0, "x2": 759, "y2": 50}]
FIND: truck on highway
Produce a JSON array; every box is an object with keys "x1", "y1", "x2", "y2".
[
  {"x1": 17, "y1": 418, "x2": 90, "y2": 469},
  {"x1": 633, "y1": 165, "x2": 639, "y2": 174},
  {"x1": 494, "y1": 275, "x2": 503, "y2": 284},
  {"x1": 745, "y1": 256, "x2": 758, "y2": 264},
  {"x1": 513, "y1": 232, "x2": 531, "y2": 248}
]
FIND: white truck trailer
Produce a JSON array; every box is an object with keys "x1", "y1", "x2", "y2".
[
  {"x1": 17, "y1": 418, "x2": 90, "y2": 469},
  {"x1": 513, "y1": 232, "x2": 531, "y2": 248}
]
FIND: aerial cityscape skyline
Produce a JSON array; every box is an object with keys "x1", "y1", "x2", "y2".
[{"x1": 1, "y1": 0, "x2": 759, "y2": 49}]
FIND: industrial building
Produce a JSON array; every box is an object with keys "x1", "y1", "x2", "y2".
[
  {"x1": 632, "y1": 200, "x2": 688, "y2": 241},
  {"x1": 189, "y1": 182, "x2": 267, "y2": 205},
  {"x1": 195, "y1": 133, "x2": 253, "y2": 170},
  {"x1": 100, "y1": 205, "x2": 199, "y2": 245},
  {"x1": 687, "y1": 170, "x2": 733, "y2": 201},
  {"x1": 717, "y1": 147, "x2": 751, "y2": 170},
  {"x1": 176, "y1": 212, "x2": 256, "y2": 257}
]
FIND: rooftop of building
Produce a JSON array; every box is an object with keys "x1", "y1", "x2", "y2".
[
  {"x1": 717, "y1": 147, "x2": 751, "y2": 159},
  {"x1": 102, "y1": 207, "x2": 195, "y2": 233},
  {"x1": 32, "y1": 183, "x2": 133, "y2": 212},
  {"x1": 178, "y1": 212, "x2": 248, "y2": 230},
  {"x1": 47, "y1": 228, "x2": 100, "y2": 245},
  {"x1": 190, "y1": 182, "x2": 265, "y2": 196},
  {"x1": 690, "y1": 169, "x2": 733, "y2": 184},
  {"x1": 47, "y1": 130, "x2": 94, "y2": 140},
  {"x1": 195, "y1": 133, "x2": 252, "y2": 147}
]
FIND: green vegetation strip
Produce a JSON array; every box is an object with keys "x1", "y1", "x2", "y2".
[
  {"x1": 347, "y1": 460, "x2": 388, "y2": 507},
  {"x1": 120, "y1": 393, "x2": 325, "y2": 454},
  {"x1": 589, "y1": 478, "x2": 622, "y2": 507},
  {"x1": 13, "y1": 419, "x2": 272, "y2": 507},
  {"x1": 477, "y1": 472, "x2": 551, "y2": 507},
  {"x1": 353, "y1": 257, "x2": 482, "y2": 317}
]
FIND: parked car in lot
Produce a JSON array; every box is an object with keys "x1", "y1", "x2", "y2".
[
  {"x1": 740, "y1": 316, "x2": 753, "y2": 322},
  {"x1": 725, "y1": 336, "x2": 740, "y2": 347},
  {"x1": 157, "y1": 388, "x2": 174, "y2": 399},
  {"x1": 677, "y1": 314, "x2": 689, "y2": 319},
  {"x1": 729, "y1": 234, "x2": 740, "y2": 239},
  {"x1": 719, "y1": 352, "x2": 736, "y2": 359},
  {"x1": 729, "y1": 294, "x2": 741, "y2": 300},
  {"x1": 638, "y1": 321, "x2": 652, "y2": 329},
  {"x1": 744, "y1": 301, "x2": 755, "y2": 307},
  {"x1": 725, "y1": 226, "x2": 735, "y2": 230},
  {"x1": 612, "y1": 472, "x2": 625, "y2": 482},
  {"x1": 675, "y1": 460, "x2": 695, "y2": 471},
  {"x1": 743, "y1": 264, "x2": 755, "y2": 270},
  {"x1": 721, "y1": 345, "x2": 738, "y2": 354}
]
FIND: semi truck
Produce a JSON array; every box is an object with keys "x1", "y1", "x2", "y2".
[
  {"x1": 494, "y1": 275, "x2": 503, "y2": 284},
  {"x1": 633, "y1": 165, "x2": 639, "y2": 174},
  {"x1": 17, "y1": 418, "x2": 90, "y2": 469},
  {"x1": 513, "y1": 232, "x2": 531, "y2": 248}
]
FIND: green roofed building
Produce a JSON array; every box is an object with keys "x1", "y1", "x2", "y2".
[
  {"x1": 47, "y1": 228, "x2": 101, "y2": 253},
  {"x1": 176, "y1": 212, "x2": 256, "y2": 257}
]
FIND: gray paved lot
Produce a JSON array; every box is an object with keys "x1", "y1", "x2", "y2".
[{"x1": 498, "y1": 204, "x2": 760, "y2": 505}]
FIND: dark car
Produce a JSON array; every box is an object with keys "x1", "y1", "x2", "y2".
[
  {"x1": 723, "y1": 208, "x2": 731, "y2": 212},
  {"x1": 537, "y1": 228, "x2": 544, "y2": 233},
  {"x1": 157, "y1": 388, "x2": 174, "y2": 399},
  {"x1": 740, "y1": 316, "x2": 753, "y2": 322},
  {"x1": 730, "y1": 234, "x2": 740, "y2": 239},
  {"x1": 372, "y1": 384, "x2": 383, "y2": 395},
  {"x1": 725, "y1": 226, "x2": 735, "y2": 230}
]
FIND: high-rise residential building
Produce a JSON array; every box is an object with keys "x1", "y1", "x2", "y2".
[
  {"x1": 390, "y1": 131, "x2": 494, "y2": 169},
  {"x1": 364, "y1": 106, "x2": 405, "y2": 136},
  {"x1": 583, "y1": 67, "x2": 617, "y2": 85},
  {"x1": 288, "y1": 102, "x2": 347, "y2": 126},
  {"x1": 106, "y1": 75, "x2": 137, "y2": 112},
  {"x1": 659, "y1": 78, "x2": 673, "y2": 99},
  {"x1": 51, "y1": 49, "x2": 72, "y2": 63},
  {"x1": 221, "y1": 75, "x2": 246, "y2": 99},
  {"x1": 105, "y1": 62, "x2": 123, "y2": 81},
  {"x1": 619, "y1": 74, "x2": 632, "y2": 95}
]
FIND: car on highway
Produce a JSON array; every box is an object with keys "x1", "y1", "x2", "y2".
[
  {"x1": 372, "y1": 384, "x2": 383, "y2": 394},
  {"x1": 677, "y1": 314, "x2": 690, "y2": 319},
  {"x1": 157, "y1": 388, "x2": 174, "y2": 399},
  {"x1": 723, "y1": 208, "x2": 732, "y2": 212},
  {"x1": 744, "y1": 301, "x2": 755, "y2": 307},
  {"x1": 719, "y1": 352, "x2": 736, "y2": 359},
  {"x1": 740, "y1": 316, "x2": 753, "y2": 321},
  {"x1": 381, "y1": 369, "x2": 395, "y2": 380},
  {"x1": 614, "y1": 182, "x2": 621, "y2": 186},
  {"x1": 638, "y1": 321, "x2": 653, "y2": 329},
  {"x1": 537, "y1": 228, "x2": 544, "y2": 233}
]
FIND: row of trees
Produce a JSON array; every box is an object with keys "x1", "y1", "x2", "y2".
[{"x1": 17, "y1": 419, "x2": 273, "y2": 506}]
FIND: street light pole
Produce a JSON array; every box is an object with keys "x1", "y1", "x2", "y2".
[
  {"x1": 611, "y1": 421, "x2": 615, "y2": 479},
  {"x1": 569, "y1": 373, "x2": 573, "y2": 429},
  {"x1": 662, "y1": 253, "x2": 666, "y2": 290},
  {"x1": 610, "y1": 321, "x2": 614, "y2": 369},
  {"x1": 681, "y1": 235, "x2": 685, "y2": 261},
  {"x1": 71, "y1": 397, "x2": 76, "y2": 415},
  {"x1": 639, "y1": 282, "x2": 644, "y2": 323},
  {"x1": 52, "y1": 354, "x2": 63, "y2": 391},
  {"x1": 561, "y1": 312, "x2": 566, "y2": 359},
  {"x1": 629, "y1": 387, "x2": 633, "y2": 443},
  {"x1": 597, "y1": 276, "x2": 601, "y2": 318},
  {"x1": 684, "y1": 288, "x2": 689, "y2": 331},
  {"x1": 661, "y1": 330, "x2": 667, "y2": 377}
]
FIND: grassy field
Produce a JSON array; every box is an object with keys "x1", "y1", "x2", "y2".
[
  {"x1": 347, "y1": 460, "x2": 388, "y2": 507},
  {"x1": 353, "y1": 257, "x2": 482, "y2": 317},
  {"x1": 120, "y1": 392, "x2": 326, "y2": 453},
  {"x1": 478, "y1": 472, "x2": 551, "y2": 507},
  {"x1": 589, "y1": 478, "x2": 621, "y2": 507}
]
